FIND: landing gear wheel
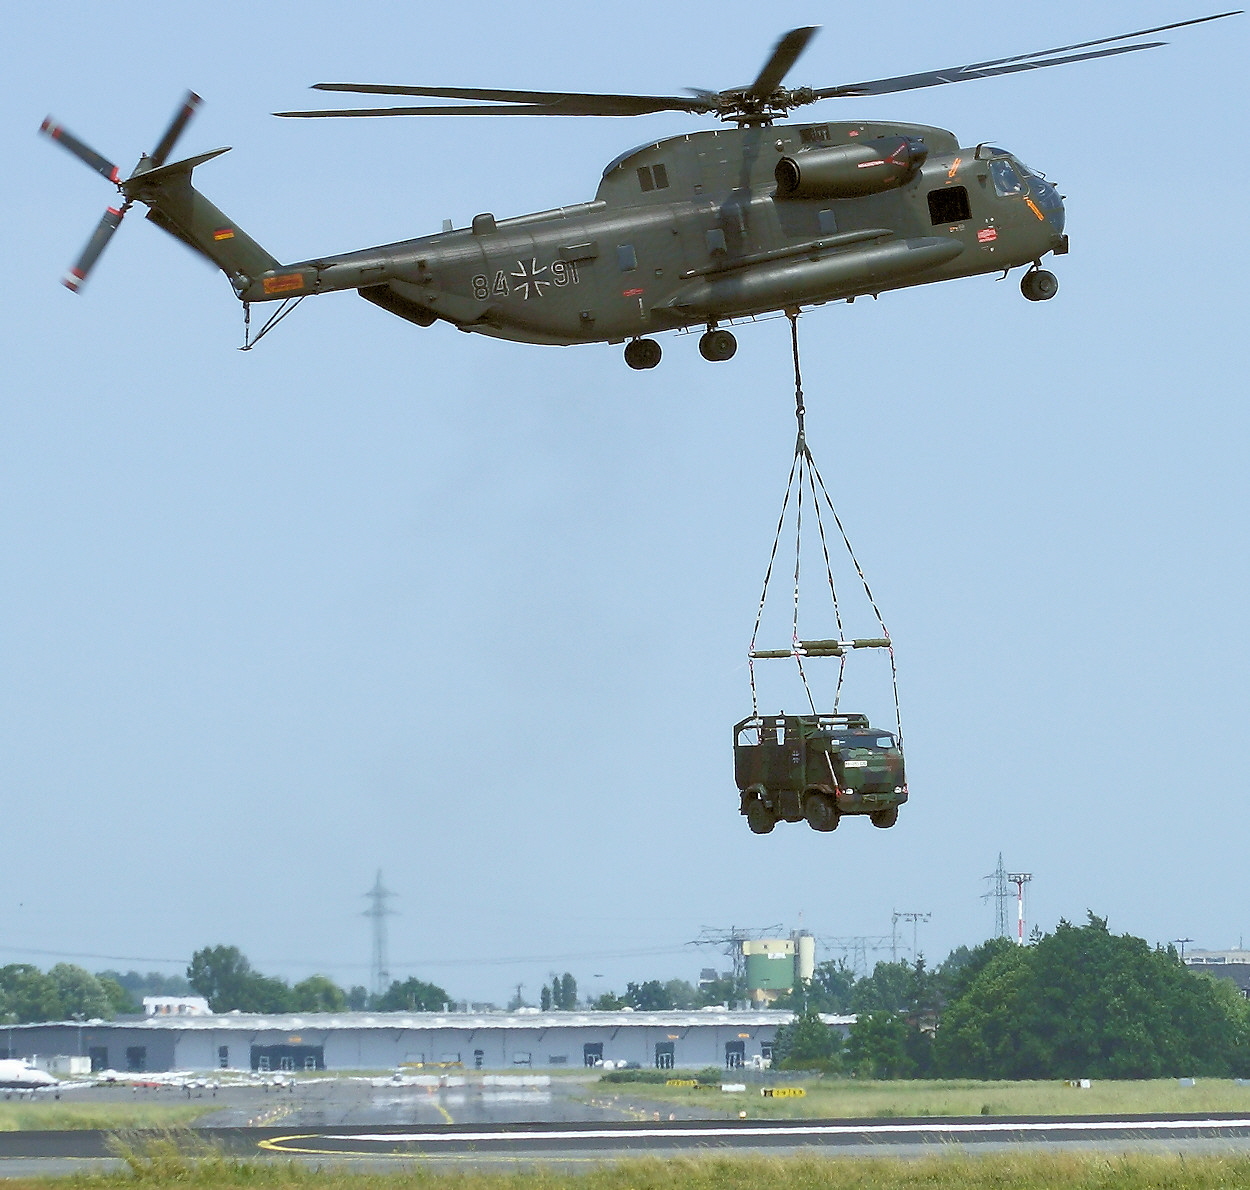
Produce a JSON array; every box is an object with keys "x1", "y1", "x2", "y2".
[
  {"x1": 1020, "y1": 269, "x2": 1058, "y2": 302},
  {"x1": 698, "y1": 328, "x2": 737, "y2": 362},
  {"x1": 624, "y1": 338, "x2": 662, "y2": 369},
  {"x1": 745, "y1": 798, "x2": 777, "y2": 835},
  {"x1": 870, "y1": 806, "x2": 899, "y2": 829},
  {"x1": 804, "y1": 792, "x2": 840, "y2": 833}
]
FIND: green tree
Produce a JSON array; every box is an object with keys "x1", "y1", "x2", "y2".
[
  {"x1": 695, "y1": 974, "x2": 747, "y2": 1008},
  {"x1": 772, "y1": 1008, "x2": 841, "y2": 1070},
  {"x1": 850, "y1": 960, "x2": 916, "y2": 1015},
  {"x1": 540, "y1": 984, "x2": 552, "y2": 1011},
  {"x1": 48, "y1": 964, "x2": 112, "y2": 1020},
  {"x1": 290, "y1": 975, "x2": 347, "y2": 1013},
  {"x1": 937, "y1": 938, "x2": 1016, "y2": 1005},
  {"x1": 0, "y1": 964, "x2": 62, "y2": 1023},
  {"x1": 805, "y1": 959, "x2": 857, "y2": 1013},
  {"x1": 662, "y1": 979, "x2": 697, "y2": 1010},
  {"x1": 623, "y1": 980, "x2": 673, "y2": 1010},
  {"x1": 558, "y1": 973, "x2": 578, "y2": 1010},
  {"x1": 377, "y1": 976, "x2": 449, "y2": 1012},
  {"x1": 187, "y1": 946, "x2": 256, "y2": 1012},
  {"x1": 846, "y1": 1011, "x2": 915, "y2": 1078},
  {"x1": 346, "y1": 985, "x2": 370, "y2": 1010},
  {"x1": 97, "y1": 970, "x2": 190, "y2": 999},
  {"x1": 935, "y1": 914, "x2": 1250, "y2": 1079},
  {"x1": 97, "y1": 976, "x2": 140, "y2": 1017},
  {"x1": 592, "y1": 990, "x2": 624, "y2": 1009}
]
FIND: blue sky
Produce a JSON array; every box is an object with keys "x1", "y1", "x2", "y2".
[{"x1": 2, "y1": 2, "x2": 1247, "y2": 1004}]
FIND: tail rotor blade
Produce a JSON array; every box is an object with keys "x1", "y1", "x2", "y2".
[
  {"x1": 62, "y1": 202, "x2": 130, "y2": 292},
  {"x1": 150, "y1": 91, "x2": 202, "y2": 166},
  {"x1": 39, "y1": 117, "x2": 121, "y2": 183}
]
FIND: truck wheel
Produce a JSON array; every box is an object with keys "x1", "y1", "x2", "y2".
[
  {"x1": 870, "y1": 806, "x2": 899, "y2": 829},
  {"x1": 804, "y1": 792, "x2": 840, "y2": 832},
  {"x1": 745, "y1": 798, "x2": 776, "y2": 835}
]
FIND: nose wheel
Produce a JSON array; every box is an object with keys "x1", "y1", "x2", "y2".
[
  {"x1": 1021, "y1": 268, "x2": 1059, "y2": 301},
  {"x1": 699, "y1": 328, "x2": 737, "y2": 361},
  {"x1": 624, "y1": 337, "x2": 662, "y2": 369}
]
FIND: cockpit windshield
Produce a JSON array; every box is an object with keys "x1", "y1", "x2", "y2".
[{"x1": 989, "y1": 157, "x2": 1027, "y2": 197}]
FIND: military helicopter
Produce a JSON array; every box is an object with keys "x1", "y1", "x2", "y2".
[{"x1": 42, "y1": 12, "x2": 1237, "y2": 368}]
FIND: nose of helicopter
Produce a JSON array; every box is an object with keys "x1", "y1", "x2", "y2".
[{"x1": 1029, "y1": 170, "x2": 1065, "y2": 236}]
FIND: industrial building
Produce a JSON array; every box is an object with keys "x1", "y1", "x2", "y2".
[
  {"x1": 3, "y1": 1008, "x2": 853, "y2": 1074},
  {"x1": 1186, "y1": 949, "x2": 1250, "y2": 996},
  {"x1": 743, "y1": 932, "x2": 817, "y2": 1003}
]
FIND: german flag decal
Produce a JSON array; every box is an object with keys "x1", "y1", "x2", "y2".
[
  {"x1": 212, "y1": 227, "x2": 235, "y2": 241},
  {"x1": 262, "y1": 272, "x2": 306, "y2": 295}
]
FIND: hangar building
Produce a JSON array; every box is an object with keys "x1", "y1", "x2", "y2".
[{"x1": 3, "y1": 1008, "x2": 852, "y2": 1074}]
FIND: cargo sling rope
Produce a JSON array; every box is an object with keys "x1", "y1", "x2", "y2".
[
  {"x1": 746, "y1": 313, "x2": 903, "y2": 748},
  {"x1": 239, "y1": 295, "x2": 307, "y2": 350}
]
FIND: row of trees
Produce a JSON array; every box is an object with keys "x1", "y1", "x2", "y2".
[
  {"x1": 185, "y1": 946, "x2": 452, "y2": 1014},
  {"x1": 773, "y1": 915, "x2": 1250, "y2": 1079},
  {"x1": 0, "y1": 948, "x2": 453, "y2": 1023},
  {"x1": 0, "y1": 963, "x2": 135, "y2": 1023}
]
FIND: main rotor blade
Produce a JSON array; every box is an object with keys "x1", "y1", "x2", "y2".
[
  {"x1": 748, "y1": 26, "x2": 818, "y2": 99},
  {"x1": 817, "y1": 42, "x2": 1164, "y2": 98},
  {"x1": 278, "y1": 87, "x2": 715, "y2": 117},
  {"x1": 62, "y1": 202, "x2": 129, "y2": 292},
  {"x1": 150, "y1": 91, "x2": 202, "y2": 166},
  {"x1": 309, "y1": 81, "x2": 712, "y2": 110},
  {"x1": 814, "y1": 10, "x2": 1241, "y2": 99},
  {"x1": 39, "y1": 118, "x2": 121, "y2": 183},
  {"x1": 276, "y1": 100, "x2": 706, "y2": 118}
]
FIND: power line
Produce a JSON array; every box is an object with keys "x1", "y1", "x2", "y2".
[
  {"x1": 0, "y1": 945, "x2": 190, "y2": 965},
  {"x1": 363, "y1": 870, "x2": 397, "y2": 998},
  {"x1": 982, "y1": 853, "x2": 1011, "y2": 939}
]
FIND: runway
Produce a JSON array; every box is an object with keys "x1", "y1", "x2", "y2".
[{"x1": 5, "y1": 1113, "x2": 1250, "y2": 1175}]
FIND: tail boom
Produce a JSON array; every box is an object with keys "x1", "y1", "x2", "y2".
[{"x1": 122, "y1": 149, "x2": 280, "y2": 295}]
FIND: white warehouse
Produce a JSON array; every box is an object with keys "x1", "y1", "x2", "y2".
[{"x1": 5, "y1": 1009, "x2": 853, "y2": 1074}]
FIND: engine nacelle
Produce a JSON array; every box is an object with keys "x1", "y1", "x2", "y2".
[{"x1": 774, "y1": 136, "x2": 929, "y2": 200}]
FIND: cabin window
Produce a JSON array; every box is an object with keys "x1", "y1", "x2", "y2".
[
  {"x1": 617, "y1": 244, "x2": 638, "y2": 271},
  {"x1": 636, "y1": 164, "x2": 670, "y2": 192},
  {"x1": 705, "y1": 228, "x2": 727, "y2": 256},
  {"x1": 818, "y1": 208, "x2": 838, "y2": 235},
  {"x1": 928, "y1": 185, "x2": 971, "y2": 225}
]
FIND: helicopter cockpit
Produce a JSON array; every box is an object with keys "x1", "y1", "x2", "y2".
[{"x1": 981, "y1": 146, "x2": 1065, "y2": 229}]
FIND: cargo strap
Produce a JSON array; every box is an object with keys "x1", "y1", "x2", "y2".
[{"x1": 747, "y1": 314, "x2": 903, "y2": 746}]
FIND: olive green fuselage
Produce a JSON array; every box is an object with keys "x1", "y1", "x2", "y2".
[{"x1": 232, "y1": 119, "x2": 1066, "y2": 344}]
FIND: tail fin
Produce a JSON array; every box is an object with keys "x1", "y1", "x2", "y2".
[{"x1": 123, "y1": 150, "x2": 279, "y2": 293}]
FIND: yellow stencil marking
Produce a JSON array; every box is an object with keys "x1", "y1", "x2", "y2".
[{"x1": 263, "y1": 272, "x2": 305, "y2": 294}]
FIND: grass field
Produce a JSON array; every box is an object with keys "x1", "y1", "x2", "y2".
[
  {"x1": 0, "y1": 1102, "x2": 214, "y2": 1132},
  {"x1": 601, "y1": 1077, "x2": 1250, "y2": 1119},
  {"x1": 11, "y1": 1146, "x2": 1250, "y2": 1190}
]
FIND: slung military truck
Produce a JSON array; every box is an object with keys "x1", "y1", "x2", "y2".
[{"x1": 734, "y1": 712, "x2": 906, "y2": 834}]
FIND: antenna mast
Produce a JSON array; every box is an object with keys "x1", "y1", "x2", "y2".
[{"x1": 1007, "y1": 872, "x2": 1032, "y2": 945}]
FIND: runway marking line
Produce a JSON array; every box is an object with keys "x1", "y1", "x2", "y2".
[{"x1": 257, "y1": 1117, "x2": 1250, "y2": 1157}]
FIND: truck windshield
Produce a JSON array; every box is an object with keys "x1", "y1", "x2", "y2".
[{"x1": 830, "y1": 731, "x2": 895, "y2": 751}]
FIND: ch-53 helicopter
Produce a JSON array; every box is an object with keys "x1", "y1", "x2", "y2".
[{"x1": 43, "y1": 12, "x2": 1237, "y2": 368}]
